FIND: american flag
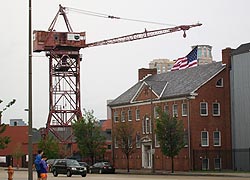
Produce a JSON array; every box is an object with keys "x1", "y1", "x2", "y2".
[{"x1": 171, "y1": 46, "x2": 198, "y2": 71}]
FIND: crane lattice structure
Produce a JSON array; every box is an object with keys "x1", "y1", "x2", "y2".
[{"x1": 33, "y1": 4, "x2": 202, "y2": 145}]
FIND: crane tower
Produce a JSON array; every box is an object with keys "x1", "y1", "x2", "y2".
[{"x1": 33, "y1": 5, "x2": 202, "y2": 145}]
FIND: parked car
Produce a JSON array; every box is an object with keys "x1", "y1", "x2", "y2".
[
  {"x1": 89, "y1": 162, "x2": 115, "y2": 174},
  {"x1": 51, "y1": 159, "x2": 87, "y2": 177},
  {"x1": 79, "y1": 162, "x2": 90, "y2": 173},
  {"x1": 46, "y1": 159, "x2": 57, "y2": 172}
]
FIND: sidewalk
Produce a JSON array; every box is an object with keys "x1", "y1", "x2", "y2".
[
  {"x1": 1, "y1": 167, "x2": 250, "y2": 178},
  {"x1": 115, "y1": 168, "x2": 250, "y2": 178}
]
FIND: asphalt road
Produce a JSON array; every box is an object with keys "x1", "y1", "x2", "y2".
[{"x1": 1, "y1": 170, "x2": 250, "y2": 180}]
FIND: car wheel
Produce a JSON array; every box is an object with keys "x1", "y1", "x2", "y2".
[
  {"x1": 52, "y1": 170, "x2": 58, "y2": 177},
  {"x1": 67, "y1": 170, "x2": 72, "y2": 177},
  {"x1": 81, "y1": 173, "x2": 87, "y2": 177},
  {"x1": 99, "y1": 169, "x2": 103, "y2": 174}
]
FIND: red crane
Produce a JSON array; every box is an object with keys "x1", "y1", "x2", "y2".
[{"x1": 33, "y1": 4, "x2": 202, "y2": 147}]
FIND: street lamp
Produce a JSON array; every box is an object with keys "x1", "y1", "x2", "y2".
[
  {"x1": 28, "y1": 0, "x2": 33, "y2": 179},
  {"x1": 186, "y1": 95, "x2": 195, "y2": 171}
]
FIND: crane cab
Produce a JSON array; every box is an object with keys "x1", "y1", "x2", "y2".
[{"x1": 33, "y1": 31, "x2": 86, "y2": 52}]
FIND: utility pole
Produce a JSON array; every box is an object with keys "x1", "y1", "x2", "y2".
[{"x1": 28, "y1": 0, "x2": 33, "y2": 179}]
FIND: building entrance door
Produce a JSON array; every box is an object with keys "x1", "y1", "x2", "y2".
[{"x1": 142, "y1": 144, "x2": 152, "y2": 168}]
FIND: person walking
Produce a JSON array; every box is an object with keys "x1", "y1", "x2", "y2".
[
  {"x1": 34, "y1": 150, "x2": 44, "y2": 180},
  {"x1": 40, "y1": 154, "x2": 48, "y2": 180}
]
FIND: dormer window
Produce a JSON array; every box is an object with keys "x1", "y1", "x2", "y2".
[{"x1": 216, "y1": 78, "x2": 223, "y2": 87}]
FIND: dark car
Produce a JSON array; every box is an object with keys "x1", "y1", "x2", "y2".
[
  {"x1": 51, "y1": 159, "x2": 87, "y2": 177},
  {"x1": 89, "y1": 162, "x2": 115, "y2": 174},
  {"x1": 79, "y1": 162, "x2": 90, "y2": 173}
]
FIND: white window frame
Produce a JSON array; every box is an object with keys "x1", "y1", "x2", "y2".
[
  {"x1": 213, "y1": 131, "x2": 221, "y2": 146},
  {"x1": 216, "y1": 78, "x2": 223, "y2": 87},
  {"x1": 121, "y1": 111, "x2": 125, "y2": 122},
  {"x1": 128, "y1": 136, "x2": 133, "y2": 148},
  {"x1": 155, "y1": 134, "x2": 160, "y2": 147},
  {"x1": 182, "y1": 103, "x2": 188, "y2": 116},
  {"x1": 136, "y1": 134, "x2": 141, "y2": 148},
  {"x1": 200, "y1": 102, "x2": 208, "y2": 116},
  {"x1": 201, "y1": 131, "x2": 209, "y2": 147},
  {"x1": 202, "y1": 158, "x2": 209, "y2": 170},
  {"x1": 212, "y1": 103, "x2": 220, "y2": 116},
  {"x1": 164, "y1": 105, "x2": 169, "y2": 115},
  {"x1": 142, "y1": 116, "x2": 151, "y2": 134},
  {"x1": 214, "y1": 158, "x2": 221, "y2": 170},
  {"x1": 154, "y1": 106, "x2": 159, "y2": 119},
  {"x1": 128, "y1": 110, "x2": 132, "y2": 121},
  {"x1": 114, "y1": 111, "x2": 119, "y2": 122},
  {"x1": 172, "y1": 104, "x2": 178, "y2": 117},
  {"x1": 114, "y1": 136, "x2": 118, "y2": 148},
  {"x1": 136, "y1": 109, "x2": 140, "y2": 121},
  {"x1": 184, "y1": 130, "x2": 188, "y2": 147}
]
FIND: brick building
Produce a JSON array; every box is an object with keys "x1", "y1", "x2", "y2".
[
  {"x1": 0, "y1": 125, "x2": 29, "y2": 167},
  {"x1": 108, "y1": 49, "x2": 232, "y2": 171}
]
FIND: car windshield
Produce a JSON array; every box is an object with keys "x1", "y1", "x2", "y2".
[
  {"x1": 68, "y1": 160, "x2": 80, "y2": 166},
  {"x1": 103, "y1": 162, "x2": 110, "y2": 166}
]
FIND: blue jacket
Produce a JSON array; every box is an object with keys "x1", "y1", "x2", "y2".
[{"x1": 34, "y1": 154, "x2": 42, "y2": 171}]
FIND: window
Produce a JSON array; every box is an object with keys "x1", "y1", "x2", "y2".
[
  {"x1": 197, "y1": 47, "x2": 202, "y2": 58},
  {"x1": 107, "y1": 144, "x2": 111, "y2": 150},
  {"x1": 142, "y1": 116, "x2": 151, "y2": 134},
  {"x1": 184, "y1": 130, "x2": 188, "y2": 147},
  {"x1": 200, "y1": 102, "x2": 208, "y2": 116},
  {"x1": 214, "y1": 158, "x2": 221, "y2": 170},
  {"x1": 128, "y1": 110, "x2": 132, "y2": 121},
  {"x1": 128, "y1": 136, "x2": 132, "y2": 148},
  {"x1": 213, "y1": 131, "x2": 221, "y2": 146},
  {"x1": 114, "y1": 111, "x2": 119, "y2": 122},
  {"x1": 154, "y1": 106, "x2": 159, "y2": 118},
  {"x1": 155, "y1": 134, "x2": 160, "y2": 147},
  {"x1": 164, "y1": 105, "x2": 169, "y2": 115},
  {"x1": 213, "y1": 103, "x2": 220, "y2": 116},
  {"x1": 201, "y1": 131, "x2": 209, "y2": 147},
  {"x1": 202, "y1": 158, "x2": 209, "y2": 170},
  {"x1": 121, "y1": 111, "x2": 125, "y2": 122},
  {"x1": 172, "y1": 104, "x2": 178, "y2": 117},
  {"x1": 136, "y1": 109, "x2": 140, "y2": 121},
  {"x1": 216, "y1": 78, "x2": 223, "y2": 87},
  {"x1": 114, "y1": 136, "x2": 118, "y2": 148},
  {"x1": 136, "y1": 133, "x2": 141, "y2": 148},
  {"x1": 182, "y1": 103, "x2": 187, "y2": 116}
]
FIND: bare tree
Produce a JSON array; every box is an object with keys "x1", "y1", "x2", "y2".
[{"x1": 114, "y1": 122, "x2": 137, "y2": 172}]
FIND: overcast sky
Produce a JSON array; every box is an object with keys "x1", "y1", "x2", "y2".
[{"x1": 1, "y1": 0, "x2": 249, "y2": 128}]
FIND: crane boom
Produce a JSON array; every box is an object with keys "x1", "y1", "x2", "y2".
[
  {"x1": 85, "y1": 23, "x2": 202, "y2": 48},
  {"x1": 33, "y1": 5, "x2": 202, "y2": 52},
  {"x1": 33, "y1": 4, "x2": 202, "y2": 147}
]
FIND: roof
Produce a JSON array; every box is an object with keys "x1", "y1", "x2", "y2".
[
  {"x1": 109, "y1": 62, "x2": 225, "y2": 107},
  {"x1": 0, "y1": 125, "x2": 28, "y2": 155},
  {"x1": 231, "y1": 42, "x2": 250, "y2": 55}
]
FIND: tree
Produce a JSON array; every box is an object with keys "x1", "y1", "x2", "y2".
[
  {"x1": 0, "y1": 99, "x2": 16, "y2": 149},
  {"x1": 38, "y1": 136, "x2": 60, "y2": 159},
  {"x1": 72, "y1": 109, "x2": 106, "y2": 165},
  {"x1": 155, "y1": 109, "x2": 185, "y2": 173},
  {"x1": 12, "y1": 143, "x2": 24, "y2": 169},
  {"x1": 114, "y1": 122, "x2": 136, "y2": 172},
  {"x1": 0, "y1": 124, "x2": 11, "y2": 149}
]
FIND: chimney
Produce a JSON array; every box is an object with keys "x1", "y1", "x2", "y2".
[
  {"x1": 222, "y1": 48, "x2": 232, "y2": 69},
  {"x1": 138, "y1": 68, "x2": 157, "y2": 81}
]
